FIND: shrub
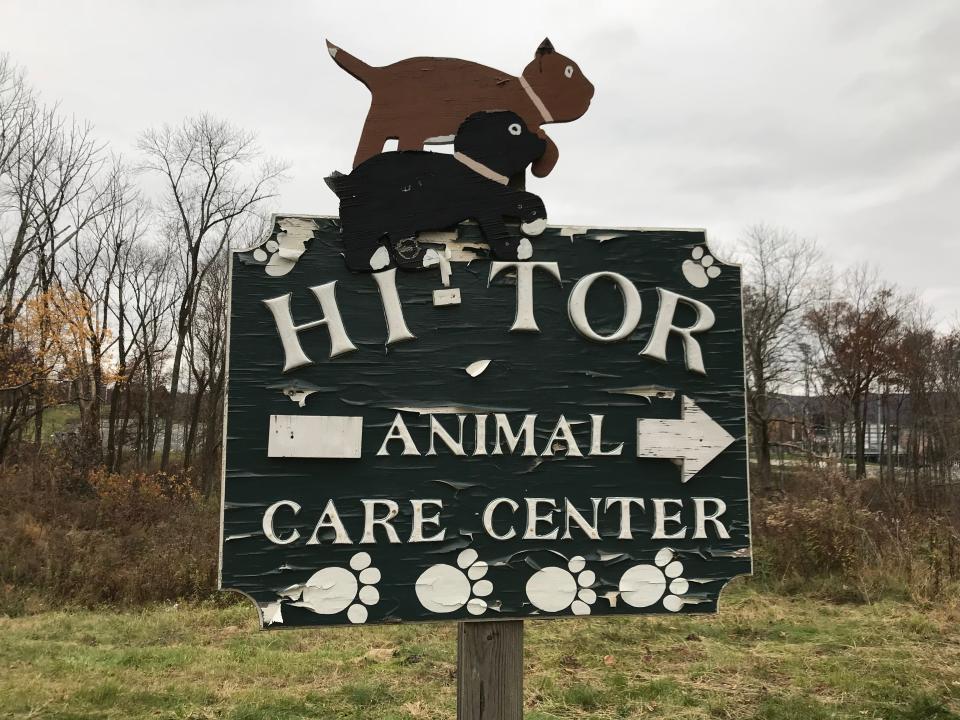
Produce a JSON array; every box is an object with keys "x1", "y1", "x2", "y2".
[
  {"x1": 3, "y1": 455, "x2": 959, "y2": 612},
  {"x1": 752, "y1": 465, "x2": 960, "y2": 602},
  {"x1": 0, "y1": 460, "x2": 218, "y2": 611}
]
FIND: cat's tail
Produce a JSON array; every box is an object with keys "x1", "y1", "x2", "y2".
[{"x1": 326, "y1": 40, "x2": 379, "y2": 88}]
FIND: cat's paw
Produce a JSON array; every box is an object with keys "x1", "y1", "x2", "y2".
[
  {"x1": 526, "y1": 556, "x2": 597, "y2": 615},
  {"x1": 415, "y1": 549, "x2": 494, "y2": 616},
  {"x1": 618, "y1": 548, "x2": 688, "y2": 612},
  {"x1": 517, "y1": 237, "x2": 533, "y2": 259},
  {"x1": 369, "y1": 245, "x2": 392, "y2": 271},
  {"x1": 681, "y1": 246, "x2": 721, "y2": 288}
]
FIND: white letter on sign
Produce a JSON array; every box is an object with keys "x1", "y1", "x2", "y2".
[
  {"x1": 652, "y1": 498, "x2": 687, "y2": 539},
  {"x1": 371, "y1": 269, "x2": 416, "y2": 345},
  {"x1": 488, "y1": 261, "x2": 561, "y2": 332},
  {"x1": 263, "y1": 282, "x2": 357, "y2": 372},
  {"x1": 567, "y1": 271, "x2": 642, "y2": 342},
  {"x1": 306, "y1": 499, "x2": 353, "y2": 545},
  {"x1": 262, "y1": 500, "x2": 301, "y2": 545},
  {"x1": 361, "y1": 499, "x2": 401, "y2": 544},
  {"x1": 483, "y1": 497, "x2": 519, "y2": 540},
  {"x1": 410, "y1": 499, "x2": 446, "y2": 542},
  {"x1": 524, "y1": 498, "x2": 560, "y2": 540},
  {"x1": 377, "y1": 414, "x2": 421, "y2": 456},
  {"x1": 640, "y1": 288, "x2": 715, "y2": 375},
  {"x1": 693, "y1": 497, "x2": 731, "y2": 539},
  {"x1": 492, "y1": 414, "x2": 538, "y2": 456}
]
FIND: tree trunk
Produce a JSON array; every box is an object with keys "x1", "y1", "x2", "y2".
[
  {"x1": 201, "y1": 374, "x2": 226, "y2": 498},
  {"x1": 878, "y1": 391, "x2": 886, "y2": 484},
  {"x1": 107, "y1": 342, "x2": 127, "y2": 470},
  {"x1": 749, "y1": 376, "x2": 773, "y2": 491},
  {"x1": 33, "y1": 394, "x2": 43, "y2": 451},
  {"x1": 837, "y1": 419, "x2": 845, "y2": 467},
  {"x1": 160, "y1": 336, "x2": 185, "y2": 470},
  {"x1": 755, "y1": 419, "x2": 773, "y2": 492},
  {"x1": 183, "y1": 378, "x2": 207, "y2": 471},
  {"x1": 144, "y1": 353, "x2": 155, "y2": 466},
  {"x1": 116, "y1": 380, "x2": 133, "y2": 470},
  {"x1": 854, "y1": 393, "x2": 867, "y2": 479},
  {"x1": 106, "y1": 381, "x2": 122, "y2": 470}
]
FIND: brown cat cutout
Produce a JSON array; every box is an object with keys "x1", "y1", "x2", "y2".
[{"x1": 327, "y1": 38, "x2": 594, "y2": 177}]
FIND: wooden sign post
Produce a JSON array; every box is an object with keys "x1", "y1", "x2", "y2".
[
  {"x1": 458, "y1": 620, "x2": 523, "y2": 720},
  {"x1": 218, "y1": 39, "x2": 750, "y2": 718}
]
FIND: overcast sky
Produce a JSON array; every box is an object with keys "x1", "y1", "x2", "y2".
[{"x1": 3, "y1": 0, "x2": 958, "y2": 327}]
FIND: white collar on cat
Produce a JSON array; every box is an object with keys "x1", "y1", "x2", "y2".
[
  {"x1": 454, "y1": 151, "x2": 509, "y2": 185},
  {"x1": 519, "y1": 74, "x2": 554, "y2": 123}
]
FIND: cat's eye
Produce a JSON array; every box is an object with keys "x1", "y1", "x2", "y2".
[
  {"x1": 564, "y1": 65, "x2": 574, "y2": 78},
  {"x1": 508, "y1": 123, "x2": 522, "y2": 136}
]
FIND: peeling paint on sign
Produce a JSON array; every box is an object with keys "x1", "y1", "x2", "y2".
[{"x1": 220, "y1": 217, "x2": 751, "y2": 628}]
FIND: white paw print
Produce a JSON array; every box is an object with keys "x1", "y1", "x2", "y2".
[
  {"x1": 618, "y1": 548, "x2": 689, "y2": 612},
  {"x1": 415, "y1": 548, "x2": 493, "y2": 616},
  {"x1": 525, "y1": 556, "x2": 597, "y2": 615},
  {"x1": 682, "y1": 246, "x2": 721, "y2": 288},
  {"x1": 252, "y1": 217, "x2": 317, "y2": 277},
  {"x1": 284, "y1": 551, "x2": 381, "y2": 624}
]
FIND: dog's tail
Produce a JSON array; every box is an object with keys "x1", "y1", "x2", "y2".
[{"x1": 326, "y1": 40, "x2": 379, "y2": 88}]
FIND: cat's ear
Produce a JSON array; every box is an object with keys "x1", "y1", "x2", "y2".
[{"x1": 536, "y1": 38, "x2": 555, "y2": 55}]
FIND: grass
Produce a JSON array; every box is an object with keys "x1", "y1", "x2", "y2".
[
  {"x1": 1, "y1": 582, "x2": 959, "y2": 719},
  {"x1": 35, "y1": 405, "x2": 80, "y2": 441}
]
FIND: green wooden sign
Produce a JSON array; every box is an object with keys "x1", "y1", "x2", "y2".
[{"x1": 219, "y1": 217, "x2": 750, "y2": 627}]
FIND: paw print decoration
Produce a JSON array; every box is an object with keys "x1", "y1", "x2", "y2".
[
  {"x1": 618, "y1": 548, "x2": 689, "y2": 612},
  {"x1": 682, "y1": 245, "x2": 721, "y2": 288},
  {"x1": 252, "y1": 217, "x2": 319, "y2": 277},
  {"x1": 525, "y1": 556, "x2": 597, "y2": 615},
  {"x1": 415, "y1": 548, "x2": 494, "y2": 616},
  {"x1": 282, "y1": 551, "x2": 381, "y2": 624}
]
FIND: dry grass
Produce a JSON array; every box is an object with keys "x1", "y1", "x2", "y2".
[
  {"x1": 753, "y1": 465, "x2": 960, "y2": 603},
  {"x1": 0, "y1": 464, "x2": 216, "y2": 609},
  {"x1": 2, "y1": 583, "x2": 959, "y2": 719}
]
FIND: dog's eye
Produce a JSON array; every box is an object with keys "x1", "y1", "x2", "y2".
[
  {"x1": 508, "y1": 123, "x2": 522, "y2": 136},
  {"x1": 564, "y1": 65, "x2": 574, "y2": 78}
]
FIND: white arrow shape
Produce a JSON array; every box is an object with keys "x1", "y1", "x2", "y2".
[{"x1": 635, "y1": 395, "x2": 735, "y2": 482}]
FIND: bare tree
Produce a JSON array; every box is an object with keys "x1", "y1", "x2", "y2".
[
  {"x1": 740, "y1": 224, "x2": 821, "y2": 490},
  {"x1": 127, "y1": 238, "x2": 176, "y2": 467},
  {"x1": 138, "y1": 115, "x2": 285, "y2": 470},
  {"x1": 806, "y1": 266, "x2": 908, "y2": 478},
  {"x1": 184, "y1": 249, "x2": 228, "y2": 487},
  {"x1": 0, "y1": 55, "x2": 30, "y2": 178},
  {"x1": 56, "y1": 162, "x2": 146, "y2": 461},
  {"x1": 103, "y1": 190, "x2": 149, "y2": 470},
  {"x1": 0, "y1": 60, "x2": 114, "y2": 461}
]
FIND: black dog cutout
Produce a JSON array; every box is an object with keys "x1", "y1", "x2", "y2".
[{"x1": 325, "y1": 111, "x2": 549, "y2": 272}]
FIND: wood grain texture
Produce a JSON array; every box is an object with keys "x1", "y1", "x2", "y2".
[{"x1": 457, "y1": 620, "x2": 524, "y2": 720}]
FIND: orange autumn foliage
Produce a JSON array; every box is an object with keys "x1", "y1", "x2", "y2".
[{"x1": 1, "y1": 286, "x2": 120, "y2": 396}]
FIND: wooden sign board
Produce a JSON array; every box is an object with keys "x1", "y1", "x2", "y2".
[{"x1": 219, "y1": 218, "x2": 751, "y2": 627}]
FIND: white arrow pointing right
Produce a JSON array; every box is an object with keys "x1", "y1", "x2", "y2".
[{"x1": 635, "y1": 395, "x2": 736, "y2": 483}]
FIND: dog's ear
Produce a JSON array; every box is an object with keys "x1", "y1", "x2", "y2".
[{"x1": 537, "y1": 38, "x2": 555, "y2": 55}]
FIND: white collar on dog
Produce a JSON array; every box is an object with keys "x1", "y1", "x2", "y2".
[
  {"x1": 519, "y1": 74, "x2": 554, "y2": 123},
  {"x1": 454, "y1": 151, "x2": 510, "y2": 185}
]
